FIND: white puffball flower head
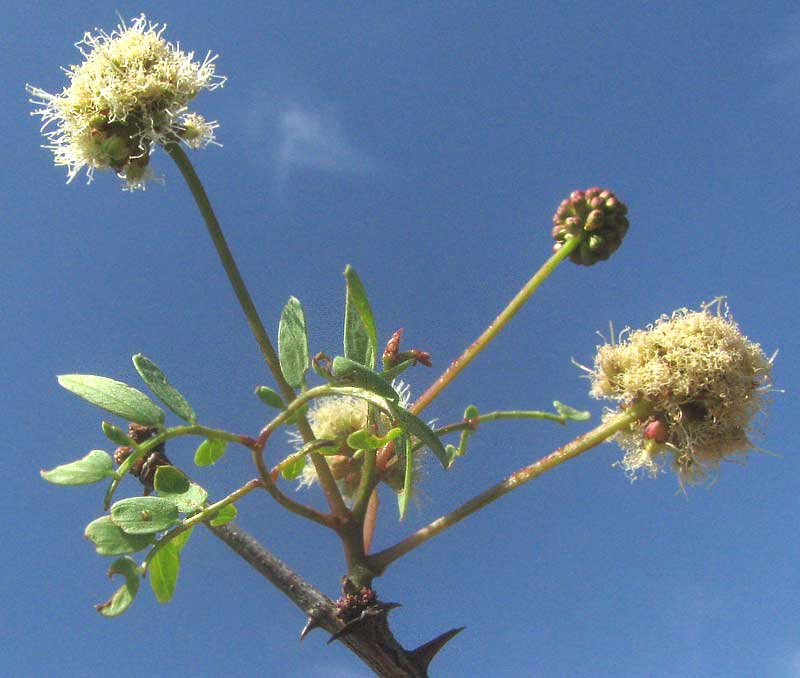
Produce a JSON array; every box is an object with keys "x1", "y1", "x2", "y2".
[
  {"x1": 588, "y1": 300, "x2": 774, "y2": 486},
  {"x1": 26, "y1": 14, "x2": 225, "y2": 190},
  {"x1": 290, "y1": 382, "x2": 421, "y2": 500}
]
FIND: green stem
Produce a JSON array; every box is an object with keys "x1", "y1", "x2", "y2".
[
  {"x1": 410, "y1": 236, "x2": 582, "y2": 415},
  {"x1": 142, "y1": 477, "x2": 262, "y2": 571},
  {"x1": 432, "y1": 409, "x2": 572, "y2": 438},
  {"x1": 165, "y1": 143, "x2": 290, "y2": 403},
  {"x1": 160, "y1": 424, "x2": 255, "y2": 447},
  {"x1": 251, "y1": 444, "x2": 334, "y2": 528},
  {"x1": 350, "y1": 448, "x2": 377, "y2": 521},
  {"x1": 164, "y1": 142, "x2": 346, "y2": 517},
  {"x1": 367, "y1": 400, "x2": 652, "y2": 574}
]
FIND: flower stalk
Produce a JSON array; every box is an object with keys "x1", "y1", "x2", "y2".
[
  {"x1": 368, "y1": 399, "x2": 653, "y2": 574},
  {"x1": 165, "y1": 142, "x2": 347, "y2": 518},
  {"x1": 411, "y1": 235, "x2": 581, "y2": 415}
]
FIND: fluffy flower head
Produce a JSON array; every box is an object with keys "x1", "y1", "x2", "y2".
[
  {"x1": 27, "y1": 14, "x2": 225, "y2": 189},
  {"x1": 292, "y1": 383, "x2": 420, "y2": 499},
  {"x1": 589, "y1": 301, "x2": 773, "y2": 484}
]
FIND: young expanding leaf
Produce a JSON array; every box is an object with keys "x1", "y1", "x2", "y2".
[
  {"x1": 149, "y1": 541, "x2": 180, "y2": 603},
  {"x1": 255, "y1": 385, "x2": 285, "y2": 410},
  {"x1": 380, "y1": 358, "x2": 415, "y2": 382},
  {"x1": 343, "y1": 265, "x2": 377, "y2": 368},
  {"x1": 449, "y1": 404, "x2": 480, "y2": 465},
  {"x1": 194, "y1": 438, "x2": 228, "y2": 467},
  {"x1": 209, "y1": 503, "x2": 237, "y2": 527},
  {"x1": 154, "y1": 466, "x2": 208, "y2": 513},
  {"x1": 553, "y1": 401, "x2": 591, "y2": 422},
  {"x1": 281, "y1": 455, "x2": 307, "y2": 480},
  {"x1": 102, "y1": 421, "x2": 133, "y2": 446},
  {"x1": 95, "y1": 556, "x2": 139, "y2": 617},
  {"x1": 133, "y1": 354, "x2": 197, "y2": 424},
  {"x1": 110, "y1": 496, "x2": 179, "y2": 534},
  {"x1": 84, "y1": 516, "x2": 155, "y2": 556},
  {"x1": 331, "y1": 356, "x2": 398, "y2": 402},
  {"x1": 41, "y1": 450, "x2": 115, "y2": 486},
  {"x1": 278, "y1": 296, "x2": 309, "y2": 389},
  {"x1": 347, "y1": 427, "x2": 404, "y2": 451},
  {"x1": 397, "y1": 435, "x2": 413, "y2": 521},
  {"x1": 58, "y1": 374, "x2": 165, "y2": 427},
  {"x1": 389, "y1": 403, "x2": 449, "y2": 469}
]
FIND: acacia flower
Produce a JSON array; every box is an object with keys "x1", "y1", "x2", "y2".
[
  {"x1": 27, "y1": 14, "x2": 225, "y2": 189},
  {"x1": 588, "y1": 300, "x2": 773, "y2": 484},
  {"x1": 290, "y1": 383, "x2": 422, "y2": 499}
]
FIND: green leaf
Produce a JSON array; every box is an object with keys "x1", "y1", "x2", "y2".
[
  {"x1": 343, "y1": 265, "x2": 377, "y2": 368},
  {"x1": 281, "y1": 455, "x2": 307, "y2": 480},
  {"x1": 133, "y1": 354, "x2": 197, "y2": 424},
  {"x1": 95, "y1": 557, "x2": 139, "y2": 617},
  {"x1": 102, "y1": 421, "x2": 133, "y2": 446},
  {"x1": 153, "y1": 464, "x2": 190, "y2": 494},
  {"x1": 347, "y1": 427, "x2": 403, "y2": 451},
  {"x1": 553, "y1": 401, "x2": 591, "y2": 422},
  {"x1": 331, "y1": 356, "x2": 398, "y2": 402},
  {"x1": 278, "y1": 296, "x2": 310, "y2": 389},
  {"x1": 389, "y1": 403, "x2": 449, "y2": 469},
  {"x1": 149, "y1": 541, "x2": 180, "y2": 603},
  {"x1": 110, "y1": 496, "x2": 179, "y2": 534},
  {"x1": 397, "y1": 435, "x2": 413, "y2": 521},
  {"x1": 255, "y1": 386, "x2": 285, "y2": 410},
  {"x1": 209, "y1": 504, "x2": 237, "y2": 527},
  {"x1": 84, "y1": 516, "x2": 155, "y2": 556},
  {"x1": 194, "y1": 438, "x2": 228, "y2": 467},
  {"x1": 172, "y1": 526, "x2": 195, "y2": 552},
  {"x1": 58, "y1": 374, "x2": 164, "y2": 427},
  {"x1": 41, "y1": 450, "x2": 115, "y2": 486},
  {"x1": 154, "y1": 466, "x2": 208, "y2": 513}
]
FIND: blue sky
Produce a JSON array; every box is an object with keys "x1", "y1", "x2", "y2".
[{"x1": 4, "y1": 2, "x2": 799, "y2": 677}]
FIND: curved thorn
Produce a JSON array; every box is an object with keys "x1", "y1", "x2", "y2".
[{"x1": 410, "y1": 626, "x2": 466, "y2": 672}]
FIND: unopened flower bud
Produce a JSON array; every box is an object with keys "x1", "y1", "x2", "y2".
[{"x1": 552, "y1": 187, "x2": 629, "y2": 265}]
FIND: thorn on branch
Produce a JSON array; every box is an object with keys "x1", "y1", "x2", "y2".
[
  {"x1": 409, "y1": 626, "x2": 466, "y2": 673},
  {"x1": 300, "y1": 608, "x2": 326, "y2": 641}
]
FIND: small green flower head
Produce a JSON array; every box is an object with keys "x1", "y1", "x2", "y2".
[
  {"x1": 292, "y1": 384, "x2": 420, "y2": 500},
  {"x1": 552, "y1": 187, "x2": 629, "y2": 265},
  {"x1": 26, "y1": 14, "x2": 225, "y2": 189},
  {"x1": 589, "y1": 301, "x2": 773, "y2": 485}
]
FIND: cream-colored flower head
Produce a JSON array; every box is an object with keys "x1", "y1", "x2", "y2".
[
  {"x1": 589, "y1": 300, "x2": 773, "y2": 485},
  {"x1": 291, "y1": 382, "x2": 421, "y2": 498},
  {"x1": 27, "y1": 14, "x2": 225, "y2": 189}
]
